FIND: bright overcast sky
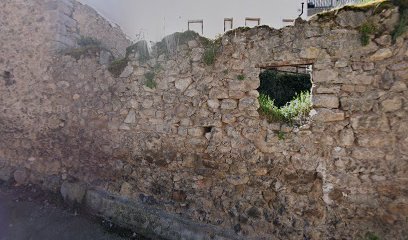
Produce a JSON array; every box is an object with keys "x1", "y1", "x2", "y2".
[{"x1": 78, "y1": 0, "x2": 305, "y2": 42}]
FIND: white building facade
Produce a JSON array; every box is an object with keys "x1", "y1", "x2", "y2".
[{"x1": 79, "y1": 0, "x2": 307, "y2": 42}]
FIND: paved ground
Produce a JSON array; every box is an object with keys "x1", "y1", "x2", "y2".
[{"x1": 0, "y1": 183, "x2": 148, "y2": 240}]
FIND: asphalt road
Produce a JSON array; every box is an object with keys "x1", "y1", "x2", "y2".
[{"x1": 0, "y1": 184, "x2": 146, "y2": 240}]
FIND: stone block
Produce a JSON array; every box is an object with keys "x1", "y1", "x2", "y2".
[
  {"x1": 228, "y1": 80, "x2": 246, "y2": 91},
  {"x1": 220, "y1": 99, "x2": 238, "y2": 110},
  {"x1": 335, "y1": 11, "x2": 366, "y2": 28},
  {"x1": 14, "y1": 169, "x2": 28, "y2": 185},
  {"x1": 374, "y1": 35, "x2": 392, "y2": 46},
  {"x1": 335, "y1": 59, "x2": 348, "y2": 68},
  {"x1": 345, "y1": 72, "x2": 374, "y2": 85},
  {"x1": 313, "y1": 95, "x2": 339, "y2": 109},
  {"x1": 340, "y1": 97, "x2": 373, "y2": 112},
  {"x1": 222, "y1": 114, "x2": 236, "y2": 124},
  {"x1": 184, "y1": 88, "x2": 199, "y2": 97},
  {"x1": 299, "y1": 47, "x2": 320, "y2": 59},
  {"x1": 316, "y1": 85, "x2": 341, "y2": 94},
  {"x1": 120, "y1": 182, "x2": 133, "y2": 197},
  {"x1": 120, "y1": 65, "x2": 133, "y2": 78},
  {"x1": 313, "y1": 69, "x2": 338, "y2": 83},
  {"x1": 209, "y1": 88, "x2": 228, "y2": 99},
  {"x1": 239, "y1": 97, "x2": 259, "y2": 111},
  {"x1": 124, "y1": 110, "x2": 136, "y2": 124},
  {"x1": 226, "y1": 175, "x2": 249, "y2": 185},
  {"x1": 352, "y1": 148, "x2": 385, "y2": 160},
  {"x1": 351, "y1": 114, "x2": 390, "y2": 131},
  {"x1": 311, "y1": 109, "x2": 345, "y2": 122},
  {"x1": 188, "y1": 127, "x2": 205, "y2": 137},
  {"x1": 0, "y1": 166, "x2": 13, "y2": 182},
  {"x1": 207, "y1": 99, "x2": 220, "y2": 110},
  {"x1": 381, "y1": 97, "x2": 403, "y2": 112},
  {"x1": 175, "y1": 78, "x2": 192, "y2": 92},
  {"x1": 339, "y1": 128, "x2": 355, "y2": 146},
  {"x1": 357, "y1": 134, "x2": 395, "y2": 148},
  {"x1": 61, "y1": 181, "x2": 87, "y2": 205},
  {"x1": 229, "y1": 90, "x2": 245, "y2": 99},
  {"x1": 369, "y1": 48, "x2": 393, "y2": 61}
]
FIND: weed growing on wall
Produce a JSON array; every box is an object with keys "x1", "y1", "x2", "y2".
[
  {"x1": 237, "y1": 74, "x2": 246, "y2": 81},
  {"x1": 258, "y1": 92, "x2": 312, "y2": 124},
  {"x1": 202, "y1": 37, "x2": 221, "y2": 66},
  {"x1": 203, "y1": 46, "x2": 218, "y2": 65},
  {"x1": 364, "y1": 232, "x2": 380, "y2": 240},
  {"x1": 391, "y1": 8, "x2": 408, "y2": 42},
  {"x1": 144, "y1": 71, "x2": 157, "y2": 89},
  {"x1": 360, "y1": 22, "x2": 377, "y2": 46}
]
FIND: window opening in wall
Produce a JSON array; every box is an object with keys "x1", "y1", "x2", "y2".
[
  {"x1": 224, "y1": 18, "x2": 233, "y2": 32},
  {"x1": 245, "y1": 18, "x2": 261, "y2": 27},
  {"x1": 188, "y1": 20, "x2": 204, "y2": 35},
  {"x1": 257, "y1": 64, "x2": 313, "y2": 125}
]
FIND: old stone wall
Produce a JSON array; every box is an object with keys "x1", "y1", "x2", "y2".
[
  {"x1": 72, "y1": 1, "x2": 132, "y2": 57},
  {"x1": 0, "y1": 1, "x2": 407, "y2": 239}
]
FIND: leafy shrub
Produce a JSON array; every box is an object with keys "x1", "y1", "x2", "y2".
[
  {"x1": 144, "y1": 71, "x2": 157, "y2": 89},
  {"x1": 258, "y1": 92, "x2": 312, "y2": 124},
  {"x1": 359, "y1": 22, "x2": 377, "y2": 46},
  {"x1": 258, "y1": 70, "x2": 312, "y2": 107},
  {"x1": 108, "y1": 58, "x2": 128, "y2": 78}
]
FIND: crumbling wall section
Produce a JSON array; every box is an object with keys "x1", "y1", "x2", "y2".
[
  {"x1": 72, "y1": 1, "x2": 132, "y2": 57},
  {"x1": 0, "y1": 1, "x2": 407, "y2": 239}
]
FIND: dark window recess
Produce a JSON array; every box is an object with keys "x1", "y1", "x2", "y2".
[
  {"x1": 258, "y1": 66, "x2": 312, "y2": 107},
  {"x1": 3, "y1": 71, "x2": 15, "y2": 86}
]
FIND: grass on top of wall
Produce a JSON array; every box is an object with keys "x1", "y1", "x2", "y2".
[{"x1": 258, "y1": 91, "x2": 312, "y2": 124}]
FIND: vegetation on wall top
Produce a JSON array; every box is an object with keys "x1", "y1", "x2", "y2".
[{"x1": 64, "y1": 36, "x2": 108, "y2": 61}]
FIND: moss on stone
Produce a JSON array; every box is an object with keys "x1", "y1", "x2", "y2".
[
  {"x1": 108, "y1": 58, "x2": 128, "y2": 78},
  {"x1": 144, "y1": 71, "x2": 156, "y2": 89},
  {"x1": 63, "y1": 45, "x2": 103, "y2": 60}
]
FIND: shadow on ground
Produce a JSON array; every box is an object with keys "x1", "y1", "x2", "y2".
[{"x1": 0, "y1": 182, "x2": 150, "y2": 240}]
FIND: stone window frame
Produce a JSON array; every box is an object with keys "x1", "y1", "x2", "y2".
[{"x1": 255, "y1": 59, "x2": 316, "y2": 123}]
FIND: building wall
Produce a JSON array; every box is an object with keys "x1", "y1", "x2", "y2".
[
  {"x1": 78, "y1": 0, "x2": 305, "y2": 41},
  {"x1": 1, "y1": 1, "x2": 407, "y2": 239}
]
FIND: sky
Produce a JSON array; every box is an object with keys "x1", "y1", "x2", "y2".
[{"x1": 78, "y1": 0, "x2": 305, "y2": 42}]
